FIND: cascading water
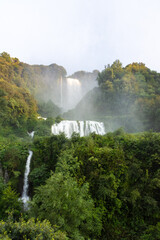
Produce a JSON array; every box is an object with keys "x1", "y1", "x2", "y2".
[
  {"x1": 58, "y1": 77, "x2": 82, "y2": 111},
  {"x1": 21, "y1": 150, "x2": 33, "y2": 209},
  {"x1": 51, "y1": 120, "x2": 105, "y2": 138},
  {"x1": 27, "y1": 131, "x2": 35, "y2": 138},
  {"x1": 65, "y1": 78, "x2": 82, "y2": 110},
  {"x1": 21, "y1": 131, "x2": 34, "y2": 209}
]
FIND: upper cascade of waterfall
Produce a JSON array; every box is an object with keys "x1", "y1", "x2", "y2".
[
  {"x1": 66, "y1": 78, "x2": 81, "y2": 86},
  {"x1": 51, "y1": 120, "x2": 105, "y2": 138},
  {"x1": 58, "y1": 77, "x2": 82, "y2": 111}
]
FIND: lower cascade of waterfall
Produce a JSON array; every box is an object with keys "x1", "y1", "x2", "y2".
[
  {"x1": 21, "y1": 131, "x2": 34, "y2": 209},
  {"x1": 51, "y1": 120, "x2": 106, "y2": 138},
  {"x1": 21, "y1": 150, "x2": 33, "y2": 209}
]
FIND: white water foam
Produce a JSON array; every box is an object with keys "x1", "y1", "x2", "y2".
[
  {"x1": 27, "y1": 131, "x2": 35, "y2": 138},
  {"x1": 21, "y1": 150, "x2": 33, "y2": 209},
  {"x1": 51, "y1": 120, "x2": 105, "y2": 138}
]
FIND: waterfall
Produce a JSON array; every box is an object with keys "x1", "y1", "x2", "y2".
[
  {"x1": 65, "y1": 78, "x2": 82, "y2": 110},
  {"x1": 58, "y1": 77, "x2": 82, "y2": 111},
  {"x1": 27, "y1": 131, "x2": 35, "y2": 138},
  {"x1": 21, "y1": 150, "x2": 33, "y2": 209},
  {"x1": 51, "y1": 120, "x2": 105, "y2": 138},
  {"x1": 22, "y1": 131, "x2": 34, "y2": 209}
]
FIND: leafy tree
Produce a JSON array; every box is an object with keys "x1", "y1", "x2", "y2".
[
  {"x1": 31, "y1": 172, "x2": 102, "y2": 239},
  {"x1": 0, "y1": 185, "x2": 22, "y2": 220}
]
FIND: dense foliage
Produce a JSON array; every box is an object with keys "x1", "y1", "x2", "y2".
[
  {"x1": 0, "y1": 216, "x2": 67, "y2": 239},
  {"x1": 1, "y1": 128, "x2": 160, "y2": 239},
  {"x1": 14, "y1": 131, "x2": 158, "y2": 239}
]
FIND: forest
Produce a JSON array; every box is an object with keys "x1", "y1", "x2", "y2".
[{"x1": 0, "y1": 53, "x2": 160, "y2": 239}]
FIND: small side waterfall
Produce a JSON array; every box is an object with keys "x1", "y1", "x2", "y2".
[
  {"x1": 51, "y1": 120, "x2": 105, "y2": 138},
  {"x1": 27, "y1": 131, "x2": 35, "y2": 138},
  {"x1": 21, "y1": 150, "x2": 33, "y2": 209},
  {"x1": 22, "y1": 131, "x2": 34, "y2": 209}
]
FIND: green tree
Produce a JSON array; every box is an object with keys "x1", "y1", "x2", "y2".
[
  {"x1": 0, "y1": 185, "x2": 22, "y2": 220},
  {"x1": 31, "y1": 172, "x2": 102, "y2": 240}
]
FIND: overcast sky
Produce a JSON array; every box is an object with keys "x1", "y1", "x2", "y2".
[{"x1": 0, "y1": 0, "x2": 160, "y2": 74}]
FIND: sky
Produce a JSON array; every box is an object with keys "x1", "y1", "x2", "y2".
[{"x1": 0, "y1": 0, "x2": 160, "y2": 75}]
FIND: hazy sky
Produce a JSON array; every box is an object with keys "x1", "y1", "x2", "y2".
[{"x1": 0, "y1": 0, "x2": 160, "y2": 74}]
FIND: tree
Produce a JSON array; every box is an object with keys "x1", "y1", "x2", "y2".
[
  {"x1": 31, "y1": 172, "x2": 102, "y2": 240},
  {"x1": 0, "y1": 185, "x2": 22, "y2": 220}
]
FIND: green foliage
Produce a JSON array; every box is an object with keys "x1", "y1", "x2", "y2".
[
  {"x1": 140, "y1": 222, "x2": 160, "y2": 240},
  {"x1": 30, "y1": 131, "x2": 160, "y2": 239},
  {"x1": 1, "y1": 130, "x2": 160, "y2": 239},
  {"x1": 38, "y1": 100, "x2": 61, "y2": 118},
  {"x1": 0, "y1": 140, "x2": 28, "y2": 190},
  {"x1": 0, "y1": 216, "x2": 67, "y2": 240},
  {"x1": 31, "y1": 134, "x2": 68, "y2": 171},
  {"x1": 31, "y1": 172, "x2": 102, "y2": 239},
  {"x1": 29, "y1": 164, "x2": 49, "y2": 188},
  {"x1": 34, "y1": 119, "x2": 53, "y2": 137},
  {"x1": 0, "y1": 185, "x2": 22, "y2": 220}
]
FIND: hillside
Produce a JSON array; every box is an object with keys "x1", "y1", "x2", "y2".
[
  {"x1": 0, "y1": 53, "x2": 37, "y2": 132},
  {"x1": 64, "y1": 60, "x2": 160, "y2": 132},
  {"x1": 0, "y1": 52, "x2": 64, "y2": 135}
]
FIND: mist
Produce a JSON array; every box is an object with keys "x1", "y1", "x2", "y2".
[
  {"x1": 62, "y1": 86, "x2": 145, "y2": 134},
  {"x1": 33, "y1": 66, "x2": 99, "y2": 112}
]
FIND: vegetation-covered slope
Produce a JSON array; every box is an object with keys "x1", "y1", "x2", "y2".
[
  {"x1": 0, "y1": 52, "x2": 64, "y2": 135},
  {"x1": 0, "y1": 53, "x2": 37, "y2": 132},
  {"x1": 64, "y1": 60, "x2": 160, "y2": 132}
]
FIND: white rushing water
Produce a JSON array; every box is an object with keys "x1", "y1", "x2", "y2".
[
  {"x1": 22, "y1": 131, "x2": 34, "y2": 209},
  {"x1": 51, "y1": 120, "x2": 105, "y2": 138},
  {"x1": 58, "y1": 77, "x2": 82, "y2": 111},
  {"x1": 21, "y1": 150, "x2": 33, "y2": 209},
  {"x1": 27, "y1": 131, "x2": 35, "y2": 138}
]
